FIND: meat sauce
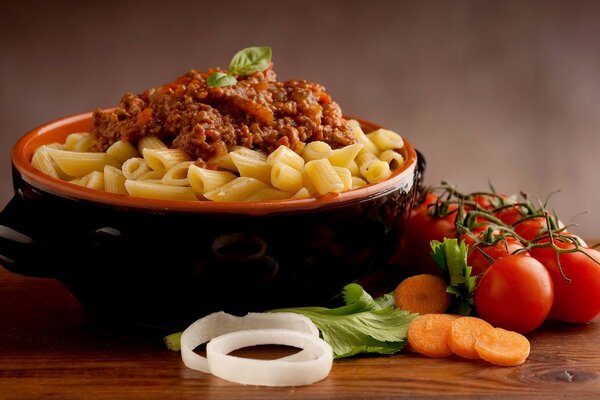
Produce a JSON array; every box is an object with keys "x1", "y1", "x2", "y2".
[{"x1": 91, "y1": 66, "x2": 356, "y2": 164}]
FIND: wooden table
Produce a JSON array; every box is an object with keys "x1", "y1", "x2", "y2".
[{"x1": 1, "y1": 266, "x2": 600, "y2": 399}]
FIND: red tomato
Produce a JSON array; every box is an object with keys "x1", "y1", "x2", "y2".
[
  {"x1": 399, "y1": 204, "x2": 457, "y2": 276},
  {"x1": 530, "y1": 241, "x2": 600, "y2": 323},
  {"x1": 465, "y1": 236, "x2": 525, "y2": 276},
  {"x1": 494, "y1": 205, "x2": 527, "y2": 226},
  {"x1": 474, "y1": 255, "x2": 554, "y2": 333},
  {"x1": 514, "y1": 216, "x2": 564, "y2": 241}
]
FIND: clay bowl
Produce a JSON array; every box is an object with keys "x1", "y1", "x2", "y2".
[{"x1": 0, "y1": 111, "x2": 425, "y2": 329}]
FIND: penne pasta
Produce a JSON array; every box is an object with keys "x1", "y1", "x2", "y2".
[
  {"x1": 209, "y1": 153, "x2": 237, "y2": 172},
  {"x1": 304, "y1": 158, "x2": 344, "y2": 195},
  {"x1": 143, "y1": 148, "x2": 191, "y2": 172},
  {"x1": 76, "y1": 171, "x2": 105, "y2": 191},
  {"x1": 379, "y1": 149, "x2": 405, "y2": 171},
  {"x1": 107, "y1": 140, "x2": 140, "y2": 164},
  {"x1": 348, "y1": 160, "x2": 360, "y2": 177},
  {"x1": 271, "y1": 162, "x2": 303, "y2": 193},
  {"x1": 356, "y1": 151, "x2": 379, "y2": 178},
  {"x1": 231, "y1": 146, "x2": 267, "y2": 161},
  {"x1": 267, "y1": 145, "x2": 305, "y2": 170},
  {"x1": 347, "y1": 119, "x2": 379, "y2": 155},
  {"x1": 122, "y1": 158, "x2": 151, "y2": 180},
  {"x1": 138, "y1": 170, "x2": 165, "y2": 180},
  {"x1": 162, "y1": 161, "x2": 194, "y2": 186},
  {"x1": 203, "y1": 177, "x2": 270, "y2": 202},
  {"x1": 65, "y1": 133, "x2": 96, "y2": 152},
  {"x1": 244, "y1": 188, "x2": 292, "y2": 201},
  {"x1": 137, "y1": 135, "x2": 168, "y2": 153},
  {"x1": 327, "y1": 143, "x2": 363, "y2": 168},
  {"x1": 351, "y1": 176, "x2": 368, "y2": 189},
  {"x1": 104, "y1": 165, "x2": 127, "y2": 194},
  {"x1": 230, "y1": 152, "x2": 272, "y2": 183},
  {"x1": 367, "y1": 129, "x2": 404, "y2": 151},
  {"x1": 333, "y1": 166, "x2": 352, "y2": 191},
  {"x1": 188, "y1": 165, "x2": 237, "y2": 194},
  {"x1": 364, "y1": 160, "x2": 392, "y2": 184},
  {"x1": 31, "y1": 145, "x2": 60, "y2": 178},
  {"x1": 125, "y1": 179, "x2": 197, "y2": 201},
  {"x1": 46, "y1": 147, "x2": 118, "y2": 177},
  {"x1": 301, "y1": 141, "x2": 332, "y2": 162},
  {"x1": 291, "y1": 187, "x2": 312, "y2": 199}
]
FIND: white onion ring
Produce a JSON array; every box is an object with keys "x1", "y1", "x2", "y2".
[
  {"x1": 180, "y1": 311, "x2": 319, "y2": 373},
  {"x1": 207, "y1": 329, "x2": 333, "y2": 387}
]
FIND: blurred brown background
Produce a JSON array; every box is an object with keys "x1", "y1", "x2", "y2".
[{"x1": 1, "y1": 0, "x2": 599, "y2": 237}]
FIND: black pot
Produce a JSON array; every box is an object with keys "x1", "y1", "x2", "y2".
[{"x1": 0, "y1": 112, "x2": 425, "y2": 329}]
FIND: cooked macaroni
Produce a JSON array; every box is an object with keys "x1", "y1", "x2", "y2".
[{"x1": 31, "y1": 121, "x2": 406, "y2": 202}]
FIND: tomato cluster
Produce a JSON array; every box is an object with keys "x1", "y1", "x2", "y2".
[{"x1": 401, "y1": 186, "x2": 600, "y2": 333}]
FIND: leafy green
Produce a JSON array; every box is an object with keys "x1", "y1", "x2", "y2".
[
  {"x1": 206, "y1": 46, "x2": 272, "y2": 88},
  {"x1": 272, "y1": 283, "x2": 417, "y2": 359},
  {"x1": 229, "y1": 46, "x2": 272, "y2": 76},
  {"x1": 431, "y1": 238, "x2": 476, "y2": 315},
  {"x1": 207, "y1": 72, "x2": 238, "y2": 88}
]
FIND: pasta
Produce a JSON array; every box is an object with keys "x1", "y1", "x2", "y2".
[
  {"x1": 124, "y1": 179, "x2": 197, "y2": 201},
  {"x1": 304, "y1": 159, "x2": 344, "y2": 195},
  {"x1": 104, "y1": 165, "x2": 127, "y2": 194},
  {"x1": 143, "y1": 148, "x2": 191, "y2": 172},
  {"x1": 30, "y1": 119, "x2": 406, "y2": 202}
]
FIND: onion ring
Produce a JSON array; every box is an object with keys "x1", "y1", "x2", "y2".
[
  {"x1": 180, "y1": 311, "x2": 319, "y2": 373},
  {"x1": 207, "y1": 329, "x2": 333, "y2": 386}
]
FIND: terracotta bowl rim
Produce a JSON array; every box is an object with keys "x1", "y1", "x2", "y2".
[{"x1": 11, "y1": 111, "x2": 418, "y2": 214}]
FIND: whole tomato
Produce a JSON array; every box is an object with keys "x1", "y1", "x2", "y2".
[
  {"x1": 530, "y1": 240, "x2": 600, "y2": 323},
  {"x1": 464, "y1": 235, "x2": 525, "y2": 276},
  {"x1": 474, "y1": 254, "x2": 554, "y2": 333},
  {"x1": 494, "y1": 205, "x2": 528, "y2": 226},
  {"x1": 397, "y1": 194, "x2": 457, "y2": 275},
  {"x1": 514, "y1": 216, "x2": 564, "y2": 241}
]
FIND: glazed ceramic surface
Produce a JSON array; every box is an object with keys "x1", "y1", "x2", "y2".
[{"x1": 0, "y1": 112, "x2": 425, "y2": 329}]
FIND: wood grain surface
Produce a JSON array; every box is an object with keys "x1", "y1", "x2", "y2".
[{"x1": 1, "y1": 266, "x2": 599, "y2": 399}]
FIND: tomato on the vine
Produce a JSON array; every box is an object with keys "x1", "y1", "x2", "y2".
[
  {"x1": 463, "y1": 235, "x2": 525, "y2": 276},
  {"x1": 530, "y1": 240, "x2": 600, "y2": 323},
  {"x1": 494, "y1": 205, "x2": 527, "y2": 226},
  {"x1": 396, "y1": 194, "x2": 457, "y2": 275},
  {"x1": 474, "y1": 254, "x2": 553, "y2": 333}
]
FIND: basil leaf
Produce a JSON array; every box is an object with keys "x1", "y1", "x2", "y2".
[
  {"x1": 228, "y1": 46, "x2": 272, "y2": 76},
  {"x1": 207, "y1": 72, "x2": 237, "y2": 88}
]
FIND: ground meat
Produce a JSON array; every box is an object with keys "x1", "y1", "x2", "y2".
[{"x1": 90, "y1": 66, "x2": 356, "y2": 162}]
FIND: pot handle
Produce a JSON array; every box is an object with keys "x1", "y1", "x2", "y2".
[{"x1": 0, "y1": 192, "x2": 56, "y2": 278}]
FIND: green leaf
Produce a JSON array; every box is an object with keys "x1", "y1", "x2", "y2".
[
  {"x1": 207, "y1": 72, "x2": 237, "y2": 88},
  {"x1": 374, "y1": 291, "x2": 396, "y2": 309},
  {"x1": 228, "y1": 46, "x2": 272, "y2": 76},
  {"x1": 430, "y1": 240, "x2": 447, "y2": 273},
  {"x1": 272, "y1": 284, "x2": 417, "y2": 359},
  {"x1": 432, "y1": 238, "x2": 476, "y2": 315}
]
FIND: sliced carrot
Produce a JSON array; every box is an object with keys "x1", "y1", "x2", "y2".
[
  {"x1": 394, "y1": 274, "x2": 451, "y2": 314},
  {"x1": 449, "y1": 317, "x2": 493, "y2": 359},
  {"x1": 407, "y1": 314, "x2": 458, "y2": 358},
  {"x1": 475, "y1": 328, "x2": 530, "y2": 366}
]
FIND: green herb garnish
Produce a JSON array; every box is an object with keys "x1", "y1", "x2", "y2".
[
  {"x1": 228, "y1": 46, "x2": 272, "y2": 76},
  {"x1": 207, "y1": 46, "x2": 272, "y2": 88},
  {"x1": 207, "y1": 72, "x2": 238, "y2": 88},
  {"x1": 431, "y1": 238, "x2": 476, "y2": 315},
  {"x1": 272, "y1": 283, "x2": 417, "y2": 359}
]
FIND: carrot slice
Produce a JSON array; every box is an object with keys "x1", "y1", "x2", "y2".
[
  {"x1": 449, "y1": 317, "x2": 493, "y2": 359},
  {"x1": 394, "y1": 274, "x2": 451, "y2": 314},
  {"x1": 407, "y1": 314, "x2": 458, "y2": 358},
  {"x1": 475, "y1": 328, "x2": 530, "y2": 366}
]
